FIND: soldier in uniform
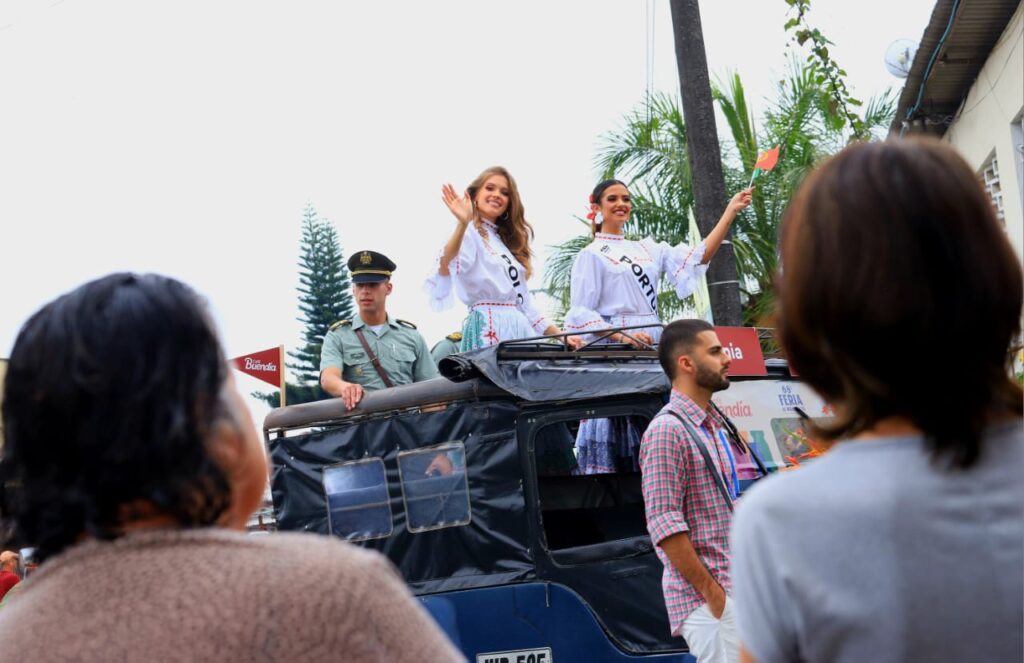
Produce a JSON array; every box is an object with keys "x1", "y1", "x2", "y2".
[
  {"x1": 430, "y1": 331, "x2": 463, "y2": 366},
  {"x1": 320, "y1": 250, "x2": 437, "y2": 410}
]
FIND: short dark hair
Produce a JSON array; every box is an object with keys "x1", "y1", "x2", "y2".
[
  {"x1": 0, "y1": 273, "x2": 233, "y2": 561},
  {"x1": 659, "y1": 319, "x2": 714, "y2": 379},
  {"x1": 591, "y1": 179, "x2": 627, "y2": 206},
  {"x1": 777, "y1": 138, "x2": 1023, "y2": 468}
]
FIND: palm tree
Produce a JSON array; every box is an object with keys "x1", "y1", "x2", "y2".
[
  {"x1": 543, "y1": 60, "x2": 896, "y2": 327},
  {"x1": 716, "y1": 60, "x2": 896, "y2": 324}
]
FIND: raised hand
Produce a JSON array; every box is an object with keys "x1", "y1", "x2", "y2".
[
  {"x1": 727, "y1": 187, "x2": 754, "y2": 215},
  {"x1": 441, "y1": 183, "x2": 474, "y2": 225}
]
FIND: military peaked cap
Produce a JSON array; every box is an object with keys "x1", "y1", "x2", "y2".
[{"x1": 349, "y1": 250, "x2": 396, "y2": 283}]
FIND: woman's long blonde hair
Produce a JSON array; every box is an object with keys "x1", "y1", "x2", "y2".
[{"x1": 467, "y1": 166, "x2": 535, "y2": 279}]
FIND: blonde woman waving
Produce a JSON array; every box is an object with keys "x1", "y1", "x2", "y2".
[{"x1": 426, "y1": 166, "x2": 580, "y2": 350}]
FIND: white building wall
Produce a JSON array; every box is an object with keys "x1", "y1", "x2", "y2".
[{"x1": 944, "y1": 2, "x2": 1024, "y2": 263}]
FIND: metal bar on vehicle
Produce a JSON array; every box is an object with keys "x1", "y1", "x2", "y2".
[{"x1": 496, "y1": 323, "x2": 666, "y2": 358}]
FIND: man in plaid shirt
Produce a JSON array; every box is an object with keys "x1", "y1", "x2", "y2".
[{"x1": 640, "y1": 319, "x2": 738, "y2": 663}]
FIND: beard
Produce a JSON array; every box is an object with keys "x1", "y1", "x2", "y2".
[{"x1": 695, "y1": 361, "x2": 730, "y2": 393}]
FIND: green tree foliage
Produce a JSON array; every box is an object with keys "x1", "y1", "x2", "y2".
[
  {"x1": 543, "y1": 61, "x2": 896, "y2": 328},
  {"x1": 254, "y1": 205, "x2": 352, "y2": 407},
  {"x1": 715, "y1": 60, "x2": 895, "y2": 324},
  {"x1": 782, "y1": 0, "x2": 894, "y2": 142}
]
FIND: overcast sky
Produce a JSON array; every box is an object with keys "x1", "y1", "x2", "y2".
[{"x1": 0, "y1": 0, "x2": 934, "y2": 420}]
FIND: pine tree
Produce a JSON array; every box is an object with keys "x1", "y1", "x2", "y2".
[{"x1": 254, "y1": 205, "x2": 352, "y2": 407}]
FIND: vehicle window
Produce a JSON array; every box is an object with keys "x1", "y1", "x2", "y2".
[
  {"x1": 534, "y1": 415, "x2": 651, "y2": 551},
  {"x1": 398, "y1": 442, "x2": 471, "y2": 533},
  {"x1": 322, "y1": 458, "x2": 392, "y2": 541}
]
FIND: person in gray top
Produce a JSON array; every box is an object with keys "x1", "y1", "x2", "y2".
[
  {"x1": 320, "y1": 250, "x2": 438, "y2": 410},
  {"x1": 730, "y1": 138, "x2": 1023, "y2": 663}
]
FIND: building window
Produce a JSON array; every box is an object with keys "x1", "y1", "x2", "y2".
[{"x1": 980, "y1": 152, "x2": 1005, "y2": 224}]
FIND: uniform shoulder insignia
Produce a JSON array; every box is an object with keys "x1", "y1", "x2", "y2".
[
  {"x1": 328, "y1": 320, "x2": 351, "y2": 331},
  {"x1": 396, "y1": 319, "x2": 417, "y2": 329},
  {"x1": 445, "y1": 331, "x2": 463, "y2": 342}
]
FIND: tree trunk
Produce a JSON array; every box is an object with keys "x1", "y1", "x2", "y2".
[{"x1": 669, "y1": 0, "x2": 743, "y2": 326}]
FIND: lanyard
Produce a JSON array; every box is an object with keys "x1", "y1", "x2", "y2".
[
  {"x1": 701, "y1": 421, "x2": 737, "y2": 500},
  {"x1": 717, "y1": 429, "x2": 739, "y2": 499}
]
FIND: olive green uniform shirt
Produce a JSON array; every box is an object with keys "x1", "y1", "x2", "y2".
[
  {"x1": 320, "y1": 316, "x2": 438, "y2": 390},
  {"x1": 430, "y1": 333, "x2": 462, "y2": 366}
]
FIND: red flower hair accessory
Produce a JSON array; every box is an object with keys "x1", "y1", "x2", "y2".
[{"x1": 586, "y1": 194, "x2": 596, "y2": 222}]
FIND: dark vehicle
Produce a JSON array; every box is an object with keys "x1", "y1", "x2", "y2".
[{"x1": 266, "y1": 328, "x2": 826, "y2": 662}]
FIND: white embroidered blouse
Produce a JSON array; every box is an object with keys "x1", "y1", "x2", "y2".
[
  {"x1": 424, "y1": 219, "x2": 552, "y2": 334},
  {"x1": 565, "y1": 232, "x2": 708, "y2": 334}
]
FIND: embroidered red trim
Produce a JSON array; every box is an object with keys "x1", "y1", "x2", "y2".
[
  {"x1": 565, "y1": 319, "x2": 604, "y2": 329},
  {"x1": 672, "y1": 244, "x2": 699, "y2": 279}
]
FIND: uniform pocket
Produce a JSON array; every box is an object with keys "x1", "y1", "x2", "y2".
[
  {"x1": 343, "y1": 351, "x2": 371, "y2": 377},
  {"x1": 344, "y1": 350, "x2": 368, "y2": 364},
  {"x1": 390, "y1": 347, "x2": 416, "y2": 365}
]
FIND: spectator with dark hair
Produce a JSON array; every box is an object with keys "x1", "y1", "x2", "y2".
[
  {"x1": 640, "y1": 319, "x2": 738, "y2": 663},
  {"x1": 731, "y1": 138, "x2": 1024, "y2": 662},
  {"x1": 0, "y1": 273, "x2": 463, "y2": 662}
]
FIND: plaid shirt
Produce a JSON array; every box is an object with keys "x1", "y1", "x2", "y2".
[{"x1": 640, "y1": 389, "x2": 735, "y2": 635}]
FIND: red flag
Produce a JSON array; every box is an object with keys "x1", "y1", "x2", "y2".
[
  {"x1": 753, "y1": 145, "x2": 780, "y2": 172},
  {"x1": 231, "y1": 346, "x2": 283, "y2": 388}
]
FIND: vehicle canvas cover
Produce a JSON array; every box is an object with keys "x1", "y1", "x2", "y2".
[
  {"x1": 269, "y1": 345, "x2": 827, "y2": 656},
  {"x1": 271, "y1": 397, "x2": 536, "y2": 593}
]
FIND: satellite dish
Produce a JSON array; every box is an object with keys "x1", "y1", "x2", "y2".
[{"x1": 885, "y1": 39, "x2": 918, "y2": 78}]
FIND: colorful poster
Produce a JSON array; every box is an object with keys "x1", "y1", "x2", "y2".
[{"x1": 713, "y1": 379, "x2": 831, "y2": 474}]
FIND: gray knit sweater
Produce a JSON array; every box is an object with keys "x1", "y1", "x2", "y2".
[{"x1": 0, "y1": 528, "x2": 464, "y2": 662}]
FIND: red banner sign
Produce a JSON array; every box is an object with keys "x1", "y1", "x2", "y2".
[
  {"x1": 714, "y1": 326, "x2": 767, "y2": 376},
  {"x1": 231, "y1": 346, "x2": 283, "y2": 388}
]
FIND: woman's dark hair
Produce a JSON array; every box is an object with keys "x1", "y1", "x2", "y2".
[
  {"x1": 0, "y1": 273, "x2": 233, "y2": 561},
  {"x1": 777, "y1": 138, "x2": 1023, "y2": 468},
  {"x1": 590, "y1": 179, "x2": 627, "y2": 236}
]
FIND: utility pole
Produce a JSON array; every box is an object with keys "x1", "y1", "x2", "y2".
[{"x1": 669, "y1": 0, "x2": 743, "y2": 326}]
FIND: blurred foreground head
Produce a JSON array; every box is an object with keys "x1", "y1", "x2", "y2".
[
  {"x1": 1, "y1": 273, "x2": 266, "y2": 561},
  {"x1": 777, "y1": 138, "x2": 1023, "y2": 467}
]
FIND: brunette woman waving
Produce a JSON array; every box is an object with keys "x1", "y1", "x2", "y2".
[
  {"x1": 566, "y1": 179, "x2": 752, "y2": 347},
  {"x1": 426, "y1": 166, "x2": 580, "y2": 350}
]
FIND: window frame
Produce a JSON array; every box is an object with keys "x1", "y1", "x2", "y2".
[
  {"x1": 322, "y1": 457, "x2": 393, "y2": 542},
  {"x1": 519, "y1": 397, "x2": 664, "y2": 565},
  {"x1": 396, "y1": 441, "x2": 472, "y2": 534}
]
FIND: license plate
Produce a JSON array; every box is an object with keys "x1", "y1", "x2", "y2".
[{"x1": 476, "y1": 647, "x2": 553, "y2": 663}]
